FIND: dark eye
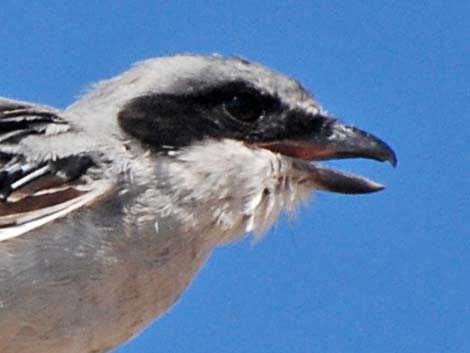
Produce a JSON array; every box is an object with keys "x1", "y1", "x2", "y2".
[{"x1": 223, "y1": 93, "x2": 263, "y2": 122}]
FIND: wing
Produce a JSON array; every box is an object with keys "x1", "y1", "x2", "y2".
[{"x1": 0, "y1": 98, "x2": 115, "y2": 241}]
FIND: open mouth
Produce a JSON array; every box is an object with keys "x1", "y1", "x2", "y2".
[{"x1": 257, "y1": 122, "x2": 397, "y2": 194}]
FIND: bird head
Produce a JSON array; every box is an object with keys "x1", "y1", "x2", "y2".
[{"x1": 117, "y1": 55, "x2": 396, "y2": 195}]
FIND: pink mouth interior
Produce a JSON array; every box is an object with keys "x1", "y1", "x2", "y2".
[{"x1": 256, "y1": 141, "x2": 336, "y2": 161}]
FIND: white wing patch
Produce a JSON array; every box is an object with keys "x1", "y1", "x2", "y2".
[
  {"x1": 0, "y1": 179, "x2": 114, "y2": 242},
  {"x1": 0, "y1": 97, "x2": 115, "y2": 242}
]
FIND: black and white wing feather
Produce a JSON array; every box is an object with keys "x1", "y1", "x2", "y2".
[{"x1": 0, "y1": 98, "x2": 114, "y2": 241}]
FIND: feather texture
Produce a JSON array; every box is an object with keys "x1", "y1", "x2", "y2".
[{"x1": 0, "y1": 98, "x2": 113, "y2": 240}]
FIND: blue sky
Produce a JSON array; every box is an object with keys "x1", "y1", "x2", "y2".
[{"x1": 1, "y1": 1, "x2": 469, "y2": 353}]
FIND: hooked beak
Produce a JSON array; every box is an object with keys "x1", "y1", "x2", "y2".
[{"x1": 257, "y1": 115, "x2": 397, "y2": 194}]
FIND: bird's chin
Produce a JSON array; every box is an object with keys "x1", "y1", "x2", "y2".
[{"x1": 256, "y1": 141, "x2": 387, "y2": 195}]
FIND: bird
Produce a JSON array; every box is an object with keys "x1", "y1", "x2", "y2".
[{"x1": 0, "y1": 54, "x2": 396, "y2": 353}]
